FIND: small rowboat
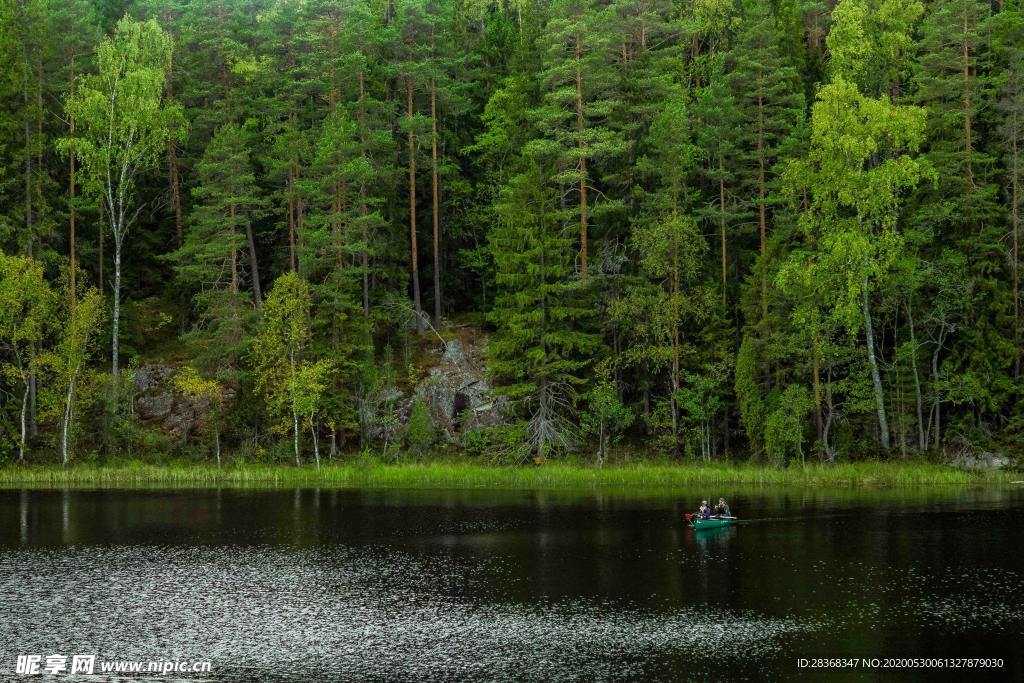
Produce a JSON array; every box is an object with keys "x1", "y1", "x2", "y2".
[
  {"x1": 692, "y1": 517, "x2": 735, "y2": 530},
  {"x1": 685, "y1": 513, "x2": 737, "y2": 530}
]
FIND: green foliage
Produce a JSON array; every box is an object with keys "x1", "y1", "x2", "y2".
[
  {"x1": 47, "y1": 287, "x2": 105, "y2": 464},
  {"x1": 765, "y1": 384, "x2": 812, "y2": 466},
  {"x1": 406, "y1": 397, "x2": 435, "y2": 456},
  {"x1": 1, "y1": 0, "x2": 1023, "y2": 466},
  {"x1": 0, "y1": 252, "x2": 54, "y2": 459},
  {"x1": 487, "y1": 162, "x2": 602, "y2": 456},
  {"x1": 734, "y1": 335, "x2": 766, "y2": 454},
  {"x1": 582, "y1": 373, "x2": 633, "y2": 464},
  {"x1": 826, "y1": 0, "x2": 923, "y2": 96},
  {"x1": 251, "y1": 272, "x2": 324, "y2": 464},
  {"x1": 169, "y1": 122, "x2": 261, "y2": 371}
]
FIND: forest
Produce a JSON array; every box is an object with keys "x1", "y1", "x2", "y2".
[{"x1": 0, "y1": 0, "x2": 1021, "y2": 467}]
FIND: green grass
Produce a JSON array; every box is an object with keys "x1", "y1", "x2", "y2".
[{"x1": 0, "y1": 459, "x2": 1015, "y2": 489}]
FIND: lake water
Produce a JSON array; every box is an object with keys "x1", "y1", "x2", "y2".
[{"x1": 1, "y1": 486, "x2": 1022, "y2": 681}]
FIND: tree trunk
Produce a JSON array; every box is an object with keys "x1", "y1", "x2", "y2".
[
  {"x1": 24, "y1": 79, "x2": 32, "y2": 258},
  {"x1": 166, "y1": 59, "x2": 183, "y2": 248},
  {"x1": 431, "y1": 78, "x2": 442, "y2": 326},
  {"x1": 288, "y1": 166, "x2": 297, "y2": 272},
  {"x1": 19, "y1": 382, "x2": 29, "y2": 464},
  {"x1": 961, "y1": 6, "x2": 974, "y2": 189},
  {"x1": 69, "y1": 61, "x2": 77, "y2": 300},
  {"x1": 719, "y1": 156, "x2": 727, "y2": 307},
  {"x1": 1011, "y1": 107, "x2": 1021, "y2": 378},
  {"x1": 244, "y1": 219, "x2": 262, "y2": 309},
  {"x1": 62, "y1": 369, "x2": 78, "y2": 466},
  {"x1": 292, "y1": 403, "x2": 300, "y2": 466},
  {"x1": 575, "y1": 33, "x2": 588, "y2": 276},
  {"x1": 230, "y1": 204, "x2": 238, "y2": 294},
  {"x1": 297, "y1": 191, "x2": 305, "y2": 275},
  {"x1": 670, "y1": 251, "x2": 681, "y2": 458},
  {"x1": 169, "y1": 142, "x2": 183, "y2": 247},
  {"x1": 407, "y1": 78, "x2": 424, "y2": 332},
  {"x1": 23, "y1": 65, "x2": 37, "y2": 439},
  {"x1": 112, "y1": 233, "x2": 123, "y2": 377},
  {"x1": 812, "y1": 350, "x2": 823, "y2": 452},
  {"x1": 671, "y1": 327, "x2": 680, "y2": 458},
  {"x1": 310, "y1": 415, "x2": 320, "y2": 471},
  {"x1": 29, "y1": 346, "x2": 37, "y2": 438},
  {"x1": 359, "y1": 71, "x2": 371, "y2": 317},
  {"x1": 930, "y1": 326, "x2": 947, "y2": 451},
  {"x1": 905, "y1": 299, "x2": 927, "y2": 452},
  {"x1": 98, "y1": 204, "x2": 104, "y2": 294},
  {"x1": 757, "y1": 94, "x2": 768, "y2": 321},
  {"x1": 862, "y1": 276, "x2": 890, "y2": 451}
]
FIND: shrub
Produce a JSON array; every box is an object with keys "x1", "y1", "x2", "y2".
[
  {"x1": 765, "y1": 385, "x2": 812, "y2": 467},
  {"x1": 405, "y1": 398, "x2": 435, "y2": 456}
]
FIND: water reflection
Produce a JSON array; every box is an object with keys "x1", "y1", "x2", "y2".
[{"x1": 1, "y1": 486, "x2": 1022, "y2": 681}]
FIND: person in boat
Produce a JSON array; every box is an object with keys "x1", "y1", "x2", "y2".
[
  {"x1": 715, "y1": 498, "x2": 731, "y2": 518},
  {"x1": 696, "y1": 500, "x2": 712, "y2": 519}
]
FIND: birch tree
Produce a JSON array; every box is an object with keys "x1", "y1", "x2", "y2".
[
  {"x1": 785, "y1": 78, "x2": 932, "y2": 453},
  {"x1": 52, "y1": 287, "x2": 103, "y2": 465},
  {"x1": 0, "y1": 253, "x2": 53, "y2": 462},
  {"x1": 60, "y1": 16, "x2": 184, "y2": 379},
  {"x1": 251, "y1": 272, "x2": 326, "y2": 465}
]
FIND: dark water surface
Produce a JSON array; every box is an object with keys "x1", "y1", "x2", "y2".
[{"x1": 1, "y1": 486, "x2": 1023, "y2": 681}]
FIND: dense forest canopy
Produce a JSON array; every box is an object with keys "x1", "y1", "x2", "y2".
[{"x1": 0, "y1": 0, "x2": 1021, "y2": 465}]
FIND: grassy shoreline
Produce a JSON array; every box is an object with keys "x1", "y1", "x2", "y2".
[{"x1": 0, "y1": 460, "x2": 1016, "y2": 489}]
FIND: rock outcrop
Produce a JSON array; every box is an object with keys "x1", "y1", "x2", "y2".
[
  {"x1": 413, "y1": 338, "x2": 507, "y2": 442},
  {"x1": 947, "y1": 436, "x2": 1012, "y2": 471},
  {"x1": 133, "y1": 365, "x2": 235, "y2": 442},
  {"x1": 950, "y1": 451, "x2": 1012, "y2": 471},
  {"x1": 133, "y1": 332, "x2": 501, "y2": 447}
]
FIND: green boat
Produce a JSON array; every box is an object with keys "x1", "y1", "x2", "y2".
[{"x1": 690, "y1": 517, "x2": 735, "y2": 530}]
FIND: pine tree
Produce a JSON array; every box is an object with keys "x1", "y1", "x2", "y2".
[
  {"x1": 912, "y1": 0, "x2": 1008, "y2": 436},
  {"x1": 695, "y1": 56, "x2": 742, "y2": 308},
  {"x1": 725, "y1": 1, "x2": 804, "y2": 323},
  {"x1": 993, "y1": 11, "x2": 1024, "y2": 379},
  {"x1": 629, "y1": 211, "x2": 708, "y2": 455},
  {"x1": 170, "y1": 123, "x2": 263, "y2": 371},
  {"x1": 395, "y1": 0, "x2": 434, "y2": 332},
  {"x1": 532, "y1": 0, "x2": 626, "y2": 276},
  {"x1": 488, "y1": 162, "x2": 602, "y2": 457},
  {"x1": 336, "y1": 0, "x2": 397, "y2": 317},
  {"x1": 302, "y1": 110, "x2": 373, "y2": 444},
  {"x1": 48, "y1": 0, "x2": 101, "y2": 300},
  {"x1": 606, "y1": 0, "x2": 678, "y2": 217}
]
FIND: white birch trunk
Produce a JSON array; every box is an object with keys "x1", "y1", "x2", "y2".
[
  {"x1": 862, "y1": 277, "x2": 890, "y2": 451},
  {"x1": 112, "y1": 236, "x2": 122, "y2": 377},
  {"x1": 292, "y1": 402, "x2": 300, "y2": 466},
  {"x1": 19, "y1": 382, "x2": 29, "y2": 464},
  {"x1": 62, "y1": 370, "x2": 78, "y2": 466},
  {"x1": 310, "y1": 415, "x2": 320, "y2": 471}
]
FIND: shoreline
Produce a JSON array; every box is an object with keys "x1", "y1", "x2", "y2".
[{"x1": 0, "y1": 460, "x2": 1015, "y2": 489}]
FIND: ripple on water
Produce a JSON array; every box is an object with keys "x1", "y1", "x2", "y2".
[{"x1": 0, "y1": 545, "x2": 811, "y2": 681}]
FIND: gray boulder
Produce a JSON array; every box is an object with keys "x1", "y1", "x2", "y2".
[
  {"x1": 414, "y1": 338, "x2": 507, "y2": 442},
  {"x1": 951, "y1": 451, "x2": 1012, "y2": 471},
  {"x1": 132, "y1": 364, "x2": 235, "y2": 442}
]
